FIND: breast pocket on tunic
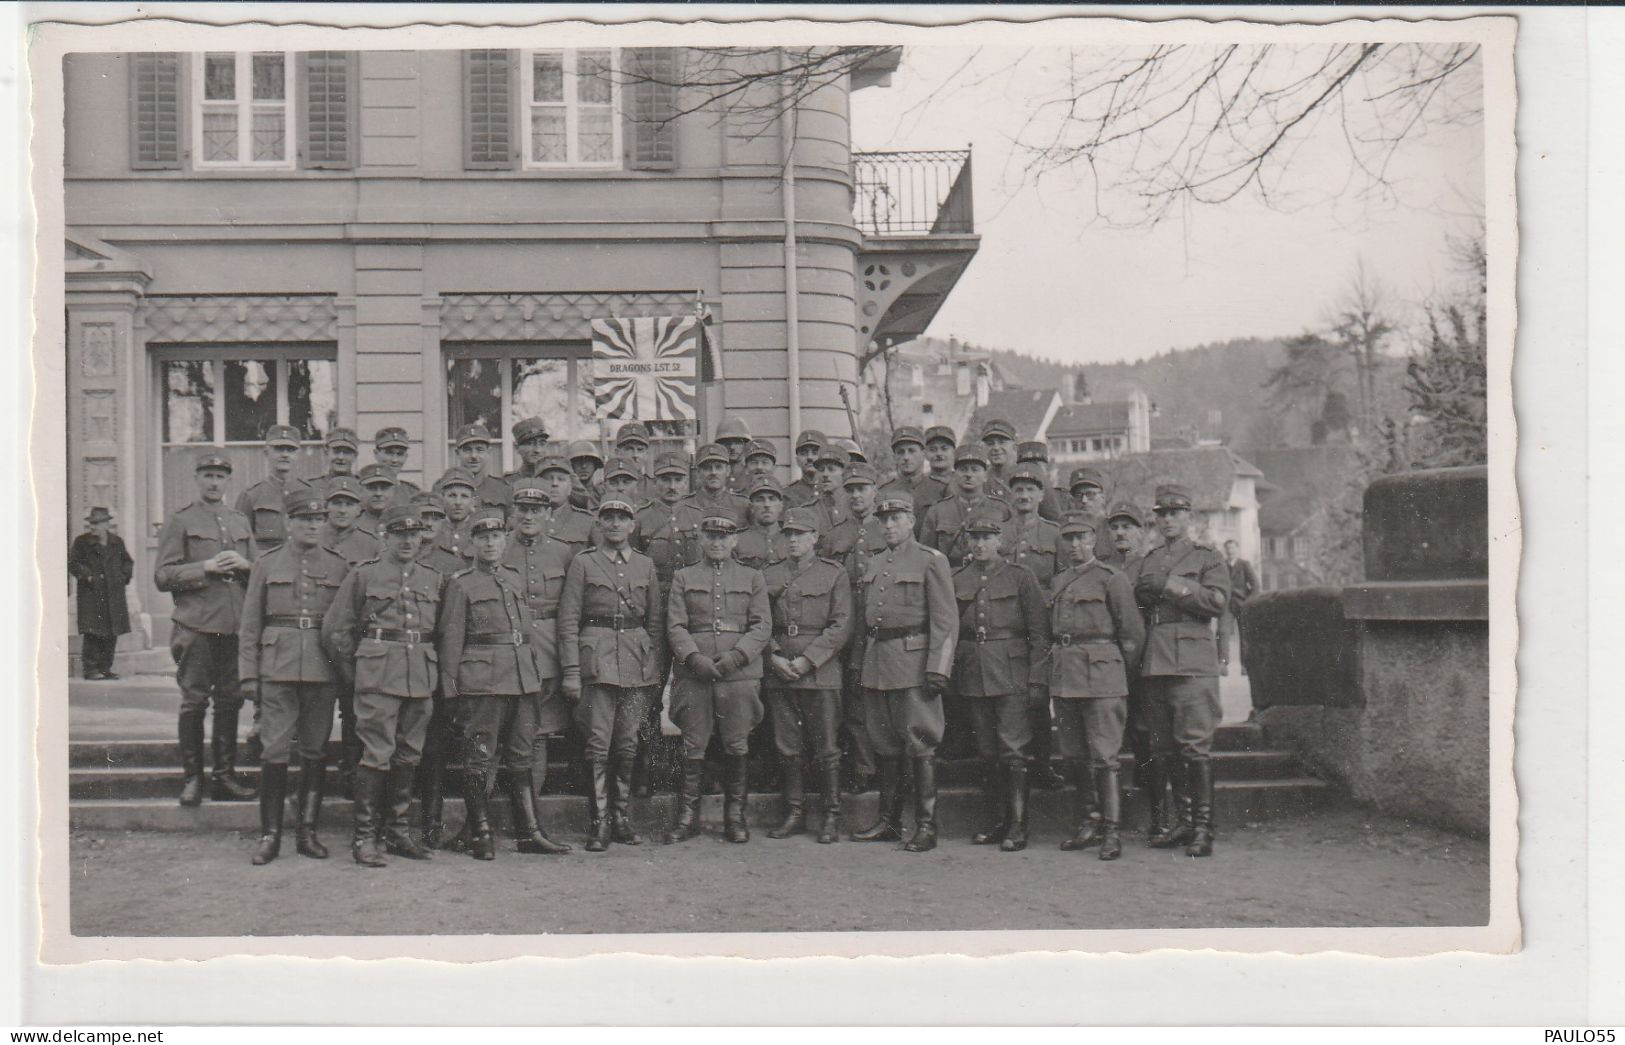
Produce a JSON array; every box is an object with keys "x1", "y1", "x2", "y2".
[
  {"x1": 1084, "y1": 644, "x2": 1127, "y2": 695},
  {"x1": 183, "y1": 523, "x2": 222, "y2": 560},
  {"x1": 1173, "y1": 620, "x2": 1218, "y2": 674},
  {"x1": 893, "y1": 563, "x2": 925, "y2": 608},
  {"x1": 352, "y1": 638, "x2": 389, "y2": 692},
  {"x1": 251, "y1": 507, "x2": 284, "y2": 542}
]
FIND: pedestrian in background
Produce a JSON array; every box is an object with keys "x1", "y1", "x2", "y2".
[
  {"x1": 1219, "y1": 539, "x2": 1260, "y2": 675},
  {"x1": 71, "y1": 506, "x2": 133, "y2": 680}
]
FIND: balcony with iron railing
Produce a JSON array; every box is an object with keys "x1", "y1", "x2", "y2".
[{"x1": 852, "y1": 148, "x2": 974, "y2": 237}]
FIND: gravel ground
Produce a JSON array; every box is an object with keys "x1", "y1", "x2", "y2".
[{"x1": 68, "y1": 806, "x2": 1488, "y2": 936}]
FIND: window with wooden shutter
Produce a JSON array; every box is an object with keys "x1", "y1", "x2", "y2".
[
  {"x1": 300, "y1": 51, "x2": 356, "y2": 169},
  {"x1": 129, "y1": 52, "x2": 183, "y2": 170},
  {"x1": 626, "y1": 47, "x2": 680, "y2": 171},
  {"x1": 464, "y1": 49, "x2": 517, "y2": 170}
]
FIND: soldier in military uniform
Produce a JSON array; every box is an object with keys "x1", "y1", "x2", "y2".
[
  {"x1": 850, "y1": 493, "x2": 957, "y2": 853},
  {"x1": 503, "y1": 417, "x2": 551, "y2": 485},
  {"x1": 743, "y1": 439, "x2": 778, "y2": 488},
  {"x1": 446, "y1": 423, "x2": 513, "y2": 516},
  {"x1": 527, "y1": 454, "x2": 597, "y2": 556},
  {"x1": 822, "y1": 461, "x2": 886, "y2": 791},
  {"x1": 238, "y1": 491, "x2": 351, "y2": 864},
  {"x1": 411, "y1": 492, "x2": 466, "y2": 577},
  {"x1": 785, "y1": 429, "x2": 826, "y2": 507},
  {"x1": 1103, "y1": 499, "x2": 1148, "y2": 570},
  {"x1": 235, "y1": 424, "x2": 312, "y2": 554},
  {"x1": 878, "y1": 426, "x2": 951, "y2": 532},
  {"x1": 919, "y1": 444, "x2": 1013, "y2": 570},
  {"x1": 357, "y1": 464, "x2": 398, "y2": 533},
  {"x1": 431, "y1": 470, "x2": 480, "y2": 564},
  {"x1": 410, "y1": 490, "x2": 473, "y2": 848},
  {"x1": 438, "y1": 508, "x2": 565, "y2": 860},
  {"x1": 762, "y1": 507, "x2": 853, "y2": 843},
  {"x1": 665, "y1": 514, "x2": 772, "y2": 844},
  {"x1": 155, "y1": 450, "x2": 258, "y2": 806},
  {"x1": 599, "y1": 456, "x2": 645, "y2": 510},
  {"x1": 1002, "y1": 463, "x2": 1070, "y2": 791},
  {"x1": 832, "y1": 437, "x2": 867, "y2": 466},
  {"x1": 1102, "y1": 500, "x2": 1156, "y2": 794},
  {"x1": 559, "y1": 499, "x2": 666, "y2": 852},
  {"x1": 923, "y1": 425, "x2": 957, "y2": 485},
  {"x1": 952, "y1": 508, "x2": 1049, "y2": 852},
  {"x1": 1015, "y1": 441, "x2": 1067, "y2": 522},
  {"x1": 321, "y1": 477, "x2": 381, "y2": 566},
  {"x1": 567, "y1": 439, "x2": 605, "y2": 512},
  {"x1": 321, "y1": 505, "x2": 444, "y2": 868},
  {"x1": 683, "y1": 442, "x2": 752, "y2": 524},
  {"x1": 1067, "y1": 466, "x2": 1118, "y2": 563},
  {"x1": 807, "y1": 443, "x2": 852, "y2": 538},
  {"x1": 1048, "y1": 513, "x2": 1145, "y2": 861},
  {"x1": 980, "y1": 419, "x2": 1018, "y2": 501},
  {"x1": 613, "y1": 422, "x2": 656, "y2": 503},
  {"x1": 735, "y1": 475, "x2": 790, "y2": 571},
  {"x1": 1133, "y1": 483, "x2": 1230, "y2": 858},
  {"x1": 714, "y1": 416, "x2": 754, "y2": 495},
  {"x1": 306, "y1": 427, "x2": 360, "y2": 501},
  {"x1": 372, "y1": 427, "x2": 421, "y2": 506}
]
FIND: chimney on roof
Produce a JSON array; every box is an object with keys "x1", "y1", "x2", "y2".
[{"x1": 1071, "y1": 371, "x2": 1090, "y2": 405}]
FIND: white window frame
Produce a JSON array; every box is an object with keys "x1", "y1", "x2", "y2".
[
  {"x1": 191, "y1": 51, "x2": 298, "y2": 170},
  {"x1": 443, "y1": 343, "x2": 596, "y2": 472},
  {"x1": 518, "y1": 47, "x2": 623, "y2": 170},
  {"x1": 154, "y1": 346, "x2": 338, "y2": 448}
]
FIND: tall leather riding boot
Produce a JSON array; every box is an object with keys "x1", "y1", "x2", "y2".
[
  {"x1": 296, "y1": 758, "x2": 329, "y2": 859},
  {"x1": 1000, "y1": 762, "x2": 1029, "y2": 852},
  {"x1": 903, "y1": 756, "x2": 939, "y2": 853},
  {"x1": 816, "y1": 759, "x2": 842, "y2": 844},
  {"x1": 210, "y1": 706, "x2": 257, "y2": 801},
  {"x1": 1150, "y1": 754, "x2": 1195, "y2": 849},
  {"x1": 177, "y1": 708, "x2": 206, "y2": 807},
  {"x1": 768, "y1": 756, "x2": 806, "y2": 839},
  {"x1": 464, "y1": 768, "x2": 497, "y2": 860},
  {"x1": 351, "y1": 766, "x2": 388, "y2": 868},
  {"x1": 384, "y1": 762, "x2": 432, "y2": 859},
  {"x1": 251, "y1": 762, "x2": 288, "y2": 865},
  {"x1": 664, "y1": 758, "x2": 705, "y2": 844},
  {"x1": 339, "y1": 714, "x2": 362, "y2": 798},
  {"x1": 609, "y1": 757, "x2": 644, "y2": 845},
  {"x1": 532, "y1": 736, "x2": 552, "y2": 799},
  {"x1": 584, "y1": 761, "x2": 612, "y2": 853},
  {"x1": 1184, "y1": 757, "x2": 1215, "y2": 858},
  {"x1": 417, "y1": 749, "x2": 446, "y2": 849},
  {"x1": 1060, "y1": 759, "x2": 1104, "y2": 850},
  {"x1": 510, "y1": 769, "x2": 572, "y2": 854},
  {"x1": 1143, "y1": 755, "x2": 1170, "y2": 844},
  {"x1": 1096, "y1": 765, "x2": 1123, "y2": 861},
  {"x1": 971, "y1": 761, "x2": 1008, "y2": 845},
  {"x1": 851, "y1": 756, "x2": 904, "y2": 842},
  {"x1": 631, "y1": 720, "x2": 658, "y2": 798},
  {"x1": 1028, "y1": 704, "x2": 1068, "y2": 791},
  {"x1": 724, "y1": 753, "x2": 751, "y2": 844}
]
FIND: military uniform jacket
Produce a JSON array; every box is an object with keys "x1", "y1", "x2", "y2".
[
  {"x1": 435, "y1": 517, "x2": 475, "y2": 564},
  {"x1": 503, "y1": 534, "x2": 574, "y2": 678},
  {"x1": 1048, "y1": 559, "x2": 1145, "y2": 699},
  {"x1": 235, "y1": 474, "x2": 312, "y2": 552},
  {"x1": 808, "y1": 492, "x2": 850, "y2": 536},
  {"x1": 304, "y1": 470, "x2": 354, "y2": 502},
  {"x1": 388, "y1": 477, "x2": 423, "y2": 507},
  {"x1": 321, "y1": 557, "x2": 444, "y2": 699},
  {"x1": 763, "y1": 556, "x2": 853, "y2": 691},
  {"x1": 1000, "y1": 512, "x2": 1067, "y2": 588},
  {"x1": 854, "y1": 537, "x2": 958, "y2": 691},
  {"x1": 472, "y1": 472, "x2": 513, "y2": 514},
  {"x1": 634, "y1": 499, "x2": 705, "y2": 592},
  {"x1": 532, "y1": 502, "x2": 597, "y2": 556},
  {"x1": 1134, "y1": 537, "x2": 1230, "y2": 678},
  {"x1": 154, "y1": 501, "x2": 256, "y2": 634},
  {"x1": 568, "y1": 475, "x2": 603, "y2": 512},
  {"x1": 878, "y1": 472, "x2": 951, "y2": 526},
  {"x1": 417, "y1": 542, "x2": 467, "y2": 581},
  {"x1": 323, "y1": 522, "x2": 382, "y2": 567},
  {"x1": 734, "y1": 524, "x2": 790, "y2": 572},
  {"x1": 985, "y1": 470, "x2": 1013, "y2": 504},
  {"x1": 437, "y1": 563, "x2": 544, "y2": 698},
  {"x1": 784, "y1": 477, "x2": 819, "y2": 508},
  {"x1": 558, "y1": 546, "x2": 664, "y2": 688},
  {"x1": 681, "y1": 489, "x2": 752, "y2": 527},
  {"x1": 239, "y1": 542, "x2": 351, "y2": 684},
  {"x1": 953, "y1": 558, "x2": 1050, "y2": 698},
  {"x1": 725, "y1": 461, "x2": 751, "y2": 496},
  {"x1": 823, "y1": 510, "x2": 887, "y2": 586},
  {"x1": 1067, "y1": 502, "x2": 1121, "y2": 561},
  {"x1": 668, "y1": 559, "x2": 772, "y2": 682},
  {"x1": 919, "y1": 493, "x2": 1013, "y2": 570}
]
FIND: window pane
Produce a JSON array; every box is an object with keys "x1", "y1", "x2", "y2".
[
  {"x1": 251, "y1": 109, "x2": 286, "y2": 161},
  {"x1": 446, "y1": 356, "x2": 502, "y2": 445},
  {"x1": 251, "y1": 53, "x2": 285, "y2": 100},
  {"x1": 574, "y1": 356, "x2": 598, "y2": 438},
  {"x1": 203, "y1": 53, "x2": 236, "y2": 100},
  {"x1": 576, "y1": 50, "x2": 612, "y2": 104},
  {"x1": 202, "y1": 110, "x2": 238, "y2": 161},
  {"x1": 511, "y1": 358, "x2": 571, "y2": 437},
  {"x1": 532, "y1": 52, "x2": 564, "y2": 102},
  {"x1": 287, "y1": 359, "x2": 337, "y2": 441},
  {"x1": 530, "y1": 110, "x2": 567, "y2": 163},
  {"x1": 577, "y1": 110, "x2": 614, "y2": 163},
  {"x1": 223, "y1": 359, "x2": 279, "y2": 442},
  {"x1": 162, "y1": 360, "x2": 215, "y2": 443}
]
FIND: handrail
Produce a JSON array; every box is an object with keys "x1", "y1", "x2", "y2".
[{"x1": 852, "y1": 147, "x2": 974, "y2": 236}]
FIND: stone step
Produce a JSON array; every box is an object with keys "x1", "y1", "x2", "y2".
[{"x1": 68, "y1": 776, "x2": 1335, "y2": 834}]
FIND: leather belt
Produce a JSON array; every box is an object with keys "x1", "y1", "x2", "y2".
[
  {"x1": 264, "y1": 614, "x2": 320, "y2": 630},
  {"x1": 960, "y1": 627, "x2": 1023, "y2": 642},
  {"x1": 367, "y1": 627, "x2": 430, "y2": 643},
  {"x1": 1150, "y1": 607, "x2": 1194, "y2": 625},
  {"x1": 705, "y1": 621, "x2": 746, "y2": 634},
  {"x1": 867, "y1": 624, "x2": 926, "y2": 641},
  {"x1": 773, "y1": 623, "x2": 805, "y2": 639},
  {"x1": 1054, "y1": 633, "x2": 1115, "y2": 646},
  {"x1": 526, "y1": 609, "x2": 558, "y2": 621},
  {"x1": 582, "y1": 616, "x2": 643, "y2": 631},
  {"x1": 467, "y1": 631, "x2": 529, "y2": 647}
]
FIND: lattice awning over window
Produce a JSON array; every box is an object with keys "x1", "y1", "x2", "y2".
[
  {"x1": 141, "y1": 294, "x2": 338, "y2": 343},
  {"x1": 439, "y1": 291, "x2": 701, "y2": 342}
]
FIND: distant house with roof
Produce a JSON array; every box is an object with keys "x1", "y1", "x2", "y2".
[
  {"x1": 1097, "y1": 446, "x2": 1265, "y2": 563},
  {"x1": 966, "y1": 387, "x2": 1062, "y2": 445},
  {"x1": 1249, "y1": 445, "x2": 1359, "y2": 591},
  {"x1": 1047, "y1": 385, "x2": 1153, "y2": 467},
  {"x1": 859, "y1": 336, "x2": 1000, "y2": 439}
]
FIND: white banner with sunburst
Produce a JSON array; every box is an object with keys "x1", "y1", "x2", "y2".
[{"x1": 590, "y1": 315, "x2": 700, "y2": 422}]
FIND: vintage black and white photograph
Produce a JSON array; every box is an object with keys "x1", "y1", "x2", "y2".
[{"x1": 31, "y1": 10, "x2": 1516, "y2": 963}]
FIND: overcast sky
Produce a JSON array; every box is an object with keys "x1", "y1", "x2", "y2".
[{"x1": 848, "y1": 46, "x2": 1486, "y2": 366}]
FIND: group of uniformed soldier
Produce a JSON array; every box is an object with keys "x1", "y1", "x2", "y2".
[{"x1": 154, "y1": 412, "x2": 1230, "y2": 867}]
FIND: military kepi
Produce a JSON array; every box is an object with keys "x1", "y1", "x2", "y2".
[
  {"x1": 781, "y1": 507, "x2": 821, "y2": 534},
  {"x1": 1060, "y1": 511, "x2": 1098, "y2": 536},
  {"x1": 700, "y1": 514, "x2": 738, "y2": 533},
  {"x1": 876, "y1": 492, "x2": 916, "y2": 515},
  {"x1": 284, "y1": 491, "x2": 328, "y2": 517},
  {"x1": 266, "y1": 424, "x2": 302, "y2": 448},
  {"x1": 195, "y1": 449, "x2": 232, "y2": 473},
  {"x1": 598, "y1": 499, "x2": 636, "y2": 517},
  {"x1": 466, "y1": 507, "x2": 505, "y2": 534},
  {"x1": 964, "y1": 507, "x2": 1004, "y2": 535},
  {"x1": 381, "y1": 504, "x2": 427, "y2": 533},
  {"x1": 1154, "y1": 483, "x2": 1194, "y2": 511}
]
